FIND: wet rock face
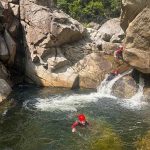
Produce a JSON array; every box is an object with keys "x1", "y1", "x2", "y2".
[{"x1": 112, "y1": 75, "x2": 138, "y2": 99}]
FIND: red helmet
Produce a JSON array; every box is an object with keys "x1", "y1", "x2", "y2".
[{"x1": 78, "y1": 114, "x2": 86, "y2": 121}]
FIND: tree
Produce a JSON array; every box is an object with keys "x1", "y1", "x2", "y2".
[{"x1": 56, "y1": 0, "x2": 121, "y2": 23}]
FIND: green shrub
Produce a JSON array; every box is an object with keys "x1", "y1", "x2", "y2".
[{"x1": 57, "y1": 0, "x2": 121, "y2": 23}]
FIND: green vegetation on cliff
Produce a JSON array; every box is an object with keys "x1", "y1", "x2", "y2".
[{"x1": 57, "y1": 0, "x2": 121, "y2": 23}]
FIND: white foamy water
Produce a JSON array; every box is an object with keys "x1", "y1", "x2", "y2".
[
  {"x1": 23, "y1": 69, "x2": 147, "y2": 112},
  {"x1": 97, "y1": 70, "x2": 133, "y2": 96},
  {"x1": 23, "y1": 92, "x2": 116, "y2": 112},
  {"x1": 119, "y1": 76, "x2": 147, "y2": 110}
]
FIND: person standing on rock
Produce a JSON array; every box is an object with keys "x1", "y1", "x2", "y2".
[{"x1": 114, "y1": 45, "x2": 124, "y2": 61}]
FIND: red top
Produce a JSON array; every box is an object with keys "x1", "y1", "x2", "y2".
[
  {"x1": 71, "y1": 121, "x2": 89, "y2": 129},
  {"x1": 72, "y1": 121, "x2": 79, "y2": 129},
  {"x1": 116, "y1": 47, "x2": 123, "y2": 55}
]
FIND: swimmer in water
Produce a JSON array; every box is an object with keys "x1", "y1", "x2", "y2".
[{"x1": 71, "y1": 114, "x2": 89, "y2": 133}]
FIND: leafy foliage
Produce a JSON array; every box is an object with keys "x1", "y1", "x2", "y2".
[{"x1": 57, "y1": 0, "x2": 121, "y2": 23}]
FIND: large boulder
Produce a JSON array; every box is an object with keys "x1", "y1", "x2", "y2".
[
  {"x1": 0, "y1": 1, "x2": 21, "y2": 104},
  {"x1": 95, "y1": 18, "x2": 124, "y2": 43},
  {"x1": 73, "y1": 53, "x2": 112, "y2": 88},
  {"x1": 20, "y1": 0, "x2": 85, "y2": 48},
  {"x1": 121, "y1": 0, "x2": 150, "y2": 31},
  {"x1": 20, "y1": 0, "x2": 86, "y2": 88},
  {"x1": 123, "y1": 8, "x2": 150, "y2": 73},
  {"x1": 25, "y1": 47, "x2": 79, "y2": 88},
  {"x1": 112, "y1": 75, "x2": 138, "y2": 99},
  {"x1": 0, "y1": 79, "x2": 12, "y2": 102}
]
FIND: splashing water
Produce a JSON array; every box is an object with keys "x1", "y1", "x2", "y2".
[
  {"x1": 120, "y1": 76, "x2": 146, "y2": 110},
  {"x1": 97, "y1": 70, "x2": 133, "y2": 96},
  {"x1": 23, "y1": 69, "x2": 147, "y2": 112},
  {"x1": 23, "y1": 92, "x2": 116, "y2": 112}
]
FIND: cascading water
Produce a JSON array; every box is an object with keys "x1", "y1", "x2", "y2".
[
  {"x1": 119, "y1": 76, "x2": 146, "y2": 109},
  {"x1": 97, "y1": 69, "x2": 147, "y2": 110},
  {"x1": 23, "y1": 69, "x2": 147, "y2": 112},
  {"x1": 128, "y1": 76, "x2": 144, "y2": 101},
  {"x1": 97, "y1": 70, "x2": 133, "y2": 96}
]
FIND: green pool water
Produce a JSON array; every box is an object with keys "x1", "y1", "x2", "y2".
[{"x1": 0, "y1": 86, "x2": 150, "y2": 150}]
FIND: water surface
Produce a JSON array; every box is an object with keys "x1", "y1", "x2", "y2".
[{"x1": 0, "y1": 86, "x2": 150, "y2": 150}]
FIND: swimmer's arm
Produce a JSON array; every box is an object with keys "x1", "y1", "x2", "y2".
[{"x1": 71, "y1": 121, "x2": 79, "y2": 132}]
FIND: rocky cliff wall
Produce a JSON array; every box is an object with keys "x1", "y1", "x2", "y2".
[
  {"x1": 121, "y1": 0, "x2": 150, "y2": 74},
  {"x1": 0, "y1": 0, "x2": 126, "y2": 102},
  {"x1": 0, "y1": 0, "x2": 20, "y2": 102},
  {"x1": 20, "y1": 0, "x2": 125, "y2": 89}
]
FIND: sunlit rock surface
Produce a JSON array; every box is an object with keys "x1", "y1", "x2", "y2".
[
  {"x1": 19, "y1": 0, "x2": 127, "y2": 88},
  {"x1": 121, "y1": 0, "x2": 150, "y2": 73},
  {"x1": 121, "y1": 0, "x2": 150, "y2": 31}
]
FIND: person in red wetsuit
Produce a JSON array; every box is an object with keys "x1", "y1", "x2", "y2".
[
  {"x1": 71, "y1": 114, "x2": 89, "y2": 133},
  {"x1": 106, "y1": 69, "x2": 119, "y2": 81},
  {"x1": 114, "y1": 45, "x2": 124, "y2": 60}
]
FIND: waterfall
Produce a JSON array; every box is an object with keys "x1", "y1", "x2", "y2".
[
  {"x1": 120, "y1": 76, "x2": 146, "y2": 109},
  {"x1": 97, "y1": 70, "x2": 146, "y2": 109},
  {"x1": 126, "y1": 76, "x2": 144, "y2": 101},
  {"x1": 23, "y1": 69, "x2": 146, "y2": 112},
  {"x1": 97, "y1": 70, "x2": 133, "y2": 96}
]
